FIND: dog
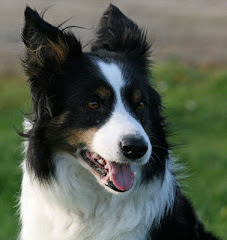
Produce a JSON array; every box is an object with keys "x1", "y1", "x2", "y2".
[{"x1": 19, "y1": 4, "x2": 220, "y2": 240}]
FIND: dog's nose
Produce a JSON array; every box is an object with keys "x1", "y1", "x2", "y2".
[{"x1": 120, "y1": 135, "x2": 148, "y2": 160}]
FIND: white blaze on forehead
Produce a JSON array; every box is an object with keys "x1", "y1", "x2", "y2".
[
  {"x1": 93, "y1": 61, "x2": 152, "y2": 165},
  {"x1": 97, "y1": 61, "x2": 124, "y2": 95}
]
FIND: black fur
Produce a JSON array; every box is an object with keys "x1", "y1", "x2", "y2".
[
  {"x1": 151, "y1": 188, "x2": 219, "y2": 240},
  {"x1": 91, "y1": 4, "x2": 151, "y2": 72},
  {"x1": 21, "y1": 5, "x2": 220, "y2": 239}
]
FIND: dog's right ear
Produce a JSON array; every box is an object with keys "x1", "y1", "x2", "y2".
[
  {"x1": 22, "y1": 6, "x2": 82, "y2": 77},
  {"x1": 21, "y1": 7, "x2": 83, "y2": 183}
]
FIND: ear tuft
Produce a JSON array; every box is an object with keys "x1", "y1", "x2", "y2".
[{"x1": 22, "y1": 6, "x2": 82, "y2": 77}]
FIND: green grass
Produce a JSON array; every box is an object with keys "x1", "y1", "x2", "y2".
[
  {"x1": 0, "y1": 75, "x2": 30, "y2": 240},
  {"x1": 153, "y1": 61, "x2": 227, "y2": 238},
  {"x1": 0, "y1": 62, "x2": 226, "y2": 239}
]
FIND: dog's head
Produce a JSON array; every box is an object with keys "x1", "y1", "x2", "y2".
[{"x1": 22, "y1": 5, "x2": 169, "y2": 193}]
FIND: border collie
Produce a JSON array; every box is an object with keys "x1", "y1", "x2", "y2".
[{"x1": 19, "y1": 4, "x2": 219, "y2": 240}]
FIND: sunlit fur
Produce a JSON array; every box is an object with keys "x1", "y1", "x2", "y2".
[{"x1": 19, "y1": 5, "x2": 219, "y2": 240}]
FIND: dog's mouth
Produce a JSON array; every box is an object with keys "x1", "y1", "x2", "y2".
[{"x1": 81, "y1": 150, "x2": 134, "y2": 192}]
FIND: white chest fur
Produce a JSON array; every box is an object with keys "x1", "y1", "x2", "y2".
[{"x1": 19, "y1": 153, "x2": 176, "y2": 240}]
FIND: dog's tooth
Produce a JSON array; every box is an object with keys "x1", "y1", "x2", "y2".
[
  {"x1": 98, "y1": 159, "x2": 104, "y2": 165},
  {"x1": 93, "y1": 153, "x2": 99, "y2": 160},
  {"x1": 109, "y1": 172, "x2": 113, "y2": 182}
]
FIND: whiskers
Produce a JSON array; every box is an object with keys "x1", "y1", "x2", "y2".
[
  {"x1": 151, "y1": 151, "x2": 165, "y2": 167},
  {"x1": 152, "y1": 145, "x2": 169, "y2": 151},
  {"x1": 149, "y1": 135, "x2": 161, "y2": 143}
]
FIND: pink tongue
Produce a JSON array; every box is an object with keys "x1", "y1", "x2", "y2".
[{"x1": 107, "y1": 162, "x2": 134, "y2": 191}]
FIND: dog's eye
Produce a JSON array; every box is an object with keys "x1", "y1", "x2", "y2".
[
  {"x1": 88, "y1": 101, "x2": 100, "y2": 110},
  {"x1": 136, "y1": 101, "x2": 145, "y2": 110}
]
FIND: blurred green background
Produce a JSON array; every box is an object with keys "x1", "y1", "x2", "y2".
[{"x1": 0, "y1": 1, "x2": 226, "y2": 239}]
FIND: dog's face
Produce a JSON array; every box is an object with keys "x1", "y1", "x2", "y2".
[
  {"x1": 56, "y1": 59, "x2": 153, "y2": 192},
  {"x1": 22, "y1": 5, "x2": 169, "y2": 193}
]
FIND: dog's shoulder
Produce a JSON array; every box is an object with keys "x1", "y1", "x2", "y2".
[{"x1": 150, "y1": 189, "x2": 220, "y2": 240}]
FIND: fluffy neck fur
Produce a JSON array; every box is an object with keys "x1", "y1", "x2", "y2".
[{"x1": 20, "y1": 150, "x2": 176, "y2": 240}]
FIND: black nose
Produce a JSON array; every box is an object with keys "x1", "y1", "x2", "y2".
[{"x1": 120, "y1": 135, "x2": 148, "y2": 160}]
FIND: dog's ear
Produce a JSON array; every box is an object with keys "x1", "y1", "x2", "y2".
[
  {"x1": 21, "y1": 7, "x2": 83, "y2": 182},
  {"x1": 91, "y1": 4, "x2": 150, "y2": 66},
  {"x1": 22, "y1": 6, "x2": 82, "y2": 77},
  {"x1": 22, "y1": 6, "x2": 83, "y2": 122}
]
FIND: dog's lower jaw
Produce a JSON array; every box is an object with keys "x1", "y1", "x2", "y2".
[{"x1": 19, "y1": 153, "x2": 176, "y2": 240}]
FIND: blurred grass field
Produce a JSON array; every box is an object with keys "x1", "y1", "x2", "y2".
[{"x1": 0, "y1": 61, "x2": 226, "y2": 239}]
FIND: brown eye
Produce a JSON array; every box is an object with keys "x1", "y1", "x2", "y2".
[
  {"x1": 136, "y1": 101, "x2": 145, "y2": 110},
  {"x1": 88, "y1": 101, "x2": 100, "y2": 110}
]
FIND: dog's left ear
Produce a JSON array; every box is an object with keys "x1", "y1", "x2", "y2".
[{"x1": 91, "y1": 4, "x2": 150, "y2": 66}]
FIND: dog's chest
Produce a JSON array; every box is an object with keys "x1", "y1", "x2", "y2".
[
  {"x1": 69, "y1": 197, "x2": 151, "y2": 240},
  {"x1": 55, "y1": 190, "x2": 152, "y2": 240},
  {"x1": 20, "y1": 173, "x2": 151, "y2": 240}
]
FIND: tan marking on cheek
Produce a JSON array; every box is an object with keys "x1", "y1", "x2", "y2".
[
  {"x1": 48, "y1": 111, "x2": 70, "y2": 127},
  {"x1": 67, "y1": 128, "x2": 98, "y2": 148},
  {"x1": 45, "y1": 111, "x2": 71, "y2": 141},
  {"x1": 55, "y1": 111, "x2": 70, "y2": 125},
  {"x1": 95, "y1": 86, "x2": 111, "y2": 100},
  {"x1": 133, "y1": 89, "x2": 142, "y2": 103}
]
